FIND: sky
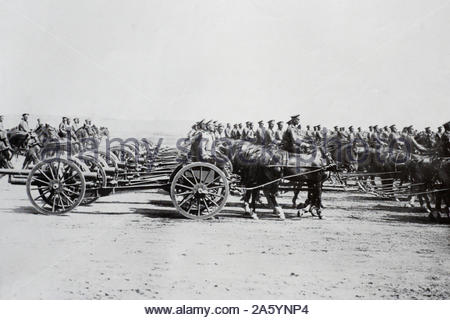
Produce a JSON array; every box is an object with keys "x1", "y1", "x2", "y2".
[{"x1": 0, "y1": 0, "x2": 449, "y2": 129}]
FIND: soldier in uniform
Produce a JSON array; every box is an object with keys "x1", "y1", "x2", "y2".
[
  {"x1": 331, "y1": 126, "x2": 339, "y2": 137},
  {"x1": 83, "y1": 119, "x2": 94, "y2": 137},
  {"x1": 230, "y1": 124, "x2": 240, "y2": 139},
  {"x1": 216, "y1": 123, "x2": 225, "y2": 139},
  {"x1": 237, "y1": 123, "x2": 244, "y2": 138},
  {"x1": 404, "y1": 125, "x2": 428, "y2": 154},
  {"x1": 305, "y1": 125, "x2": 312, "y2": 139},
  {"x1": 435, "y1": 126, "x2": 443, "y2": 142},
  {"x1": 387, "y1": 124, "x2": 403, "y2": 150},
  {"x1": 369, "y1": 125, "x2": 386, "y2": 148},
  {"x1": 314, "y1": 125, "x2": 324, "y2": 145},
  {"x1": 347, "y1": 126, "x2": 356, "y2": 144},
  {"x1": 264, "y1": 120, "x2": 276, "y2": 146},
  {"x1": 241, "y1": 122, "x2": 250, "y2": 140},
  {"x1": 280, "y1": 115, "x2": 305, "y2": 153},
  {"x1": 72, "y1": 118, "x2": 81, "y2": 133},
  {"x1": 198, "y1": 120, "x2": 216, "y2": 161},
  {"x1": 35, "y1": 118, "x2": 44, "y2": 132},
  {"x1": 274, "y1": 121, "x2": 284, "y2": 144},
  {"x1": 255, "y1": 120, "x2": 265, "y2": 145},
  {"x1": 437, "y1": 121, "x2": 450, "y2": 157},
  {"x1": 58, "y1": 117, "x2": 69, "y2": 138},
  {"x1": 187, "y1": 123, "x2": 198, "y2": 140},
  {"x1": 18, "y1": 113, "x2": 31, "y2": 133},
  {"x1": 0, "y1": 115, "x2": 13, "y2": 168},
  {"x1": 380, "y1": 125, "x2": 390, "y2": 144},
  {"x1": 246, "y1": 122, "x2": 255, "y2": 142},
  {"x1": 224, "y1": 123, "x2": 232, "y2": 139},
  {"x1": 422, "y1": 127, "x2": 435, "y2": 148},
  {"x1": 355, "y1": 126, "x2": 365, "y2": 142}
]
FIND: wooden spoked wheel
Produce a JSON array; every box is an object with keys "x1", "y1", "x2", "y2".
[
  {"x1": 26, "y1": 158, "x2": 86, "y2": 215},
  {"x1": 92, "y1": 150, "x2": 119, "y2": 170},
  {"x1": 170, "y1": 162, "x2": 229, "y2": 220},
  {"x1": 111, "y1": 147, "x2": 138, "y2": 167},
  {"x1": 76, "y1": 155, "x2": 107, "y2": 205}
]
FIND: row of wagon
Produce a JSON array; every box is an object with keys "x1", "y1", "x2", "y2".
[{"x1": 0, "y1": 140, "x2": 230, "y2": 220}]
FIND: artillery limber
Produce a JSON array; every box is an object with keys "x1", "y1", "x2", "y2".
[{"x1": 0, "y1": 139, "x2": 230, "y2": 220}]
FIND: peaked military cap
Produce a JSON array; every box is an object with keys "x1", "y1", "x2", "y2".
[
  {"x1": 443, "y1": 121, "x2": 450, "y2": 130},
  {"x1": 290, "y1": 114, "x2": 300, "y2": 120}
]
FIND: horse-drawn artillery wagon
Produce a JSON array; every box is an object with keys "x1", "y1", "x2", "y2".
[{"x1": 0, "y1": 140, "x2": 230, "y2": 220}]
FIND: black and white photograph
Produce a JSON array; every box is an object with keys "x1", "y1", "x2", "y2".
[{"x1": 0, "y1": 0, "x2": 449, "y2": 314}]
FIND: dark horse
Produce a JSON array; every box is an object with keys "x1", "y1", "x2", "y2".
[
  {"x1": 34, "y1": 124, "x2": 81, "y2": 158},
  {"x1": 407, "y1": 155, "x2": 450, "y2": 219},
  {"x1": 6, "y1": 129, "x2": 42, "y2": 169},
  {"x1": 355, "y1": 146, "x2": 411, "y2": 199},
  {"x1": 291, "y1": 139, "x2": 358, "y2": 209},
  {"x1": 218, "y1": 140, "x2": 334, "y2": 219}
]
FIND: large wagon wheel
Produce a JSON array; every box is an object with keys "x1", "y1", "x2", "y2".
[
  {"x1": 26, "y1": 158, "x2": 86, "y2": 215},
  {"x1": 111, "y1": 147, "x2": 138, "y2": 167},
  {"x1": 91, "y1": 150, "x2": 119, "y2": 170},
  {"x1": 170, "y1": 162, "x2": 229, "y2": 220},
  {"x1": 76, "y1": 155, "x2": 107, "y2": 205}
]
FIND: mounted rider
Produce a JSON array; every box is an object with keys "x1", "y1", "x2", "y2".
[
  {"x1": 369, "y1": 125, "x2": 387, "y2": 148},
  {"x1": 437, "y1": 121, "x2": 450, "y2": 157},
  {"x1": 402, "y1": 125, "x2": 428, "y2": 154},
  {"x1": 243, "y1": 122, "x2": 255, "y2": 142},
  {"x1": 230, "y1": 123, "x2": 240, "y2": 139},
  {"x1": 224, "y1": 123, "x2": 232, "y2": 139},
  {"x1": 263, "y1": 120, "x2": 276, "y2": 146},
  {"x1": 274, "y1": 121, "x2": 284, "y2": 144},
  {"x1": 215, "y1": 123, "x2": 225, "y2": 139},
  {"x1": 0, "y1": 115, "x2": 13, "y2": 168},
  {"x1": 387, "y1": 124, "x2": 404, "y2": 150},
  {"x1": 280, "y1": 114, "x2": 309, "y2": 153},
  {"x1": 58, "y1": 117, "x2": 70, "y2": 138},
  {"x1": 421, "y1": 127, "x2": 436, "y2": 148},
  {"x1": 191, "y1": 120, "x2": 215, "y2": 162},
  {"x1": 18, "y1": 113, "x2": 31, "y2": 133},
  {"x1": 255, "y1": 120, "x2": 265, "y2": 145},
  {"x1": 72, "y1": 118, "x2": 81, "y2": 132}
]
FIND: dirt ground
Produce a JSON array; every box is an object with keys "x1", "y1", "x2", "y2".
[{"x1": 0, "y1": 171, "x2": 448, "y2": 300}]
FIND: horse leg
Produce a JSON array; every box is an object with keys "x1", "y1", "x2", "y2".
[
  {"x1": 309, "y1": 183, "x2": 323, "y2": 219},
  {"x1": 408, "y1": 195, "x2": 417, "y2": 207},
  {"x1": 300, "y1": 183, "x2": 314, "y2": 215},
  {"x1": 22, "y1": 155, "x2": 29, "y2": 169},
  {"x1": 263, "y1": 188, "x2": 285, "y2": 220},
  {"x1": 250, "y1": 189, "x2": 259, "y2": 220},
  {"x1": 243, "y1": 190, "x2": 251, "y2": 216},
  {"x1": 292, "y1": 181, "x2": 302, "y2": 208},
  {"x1": 423, "y1": 194, "x2": 432, "y2": 213}
]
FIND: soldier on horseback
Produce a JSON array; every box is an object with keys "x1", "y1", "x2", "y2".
[
  {"x1": 274, "y1": 121, "x2": 284, "y2": 144},
  {"x1": 255, "y1": 120, "x2": 265, "y2": 145},
  {"x1": 18, "y1": 113, "x2": 31, "y2": 133},
  {"x1": 280, "y1": 115, "x2": 303, "y2": 153},
  {"x1": 437, "y1": 121, "x2": 450, "y2": 157},
  {"x1": 0, "y1": 115, "x2": 13, "y2": 169},
  {"x1": 264, "y1": 120, "x2": 276, "y2": 146}
]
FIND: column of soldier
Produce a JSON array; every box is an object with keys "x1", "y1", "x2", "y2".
[
  {"x1": 0, "y1": 113, "x2": 102, "y2": 141},
  {"x1": 186, "y1": 115, "x2": 450, "y2": 156}
]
